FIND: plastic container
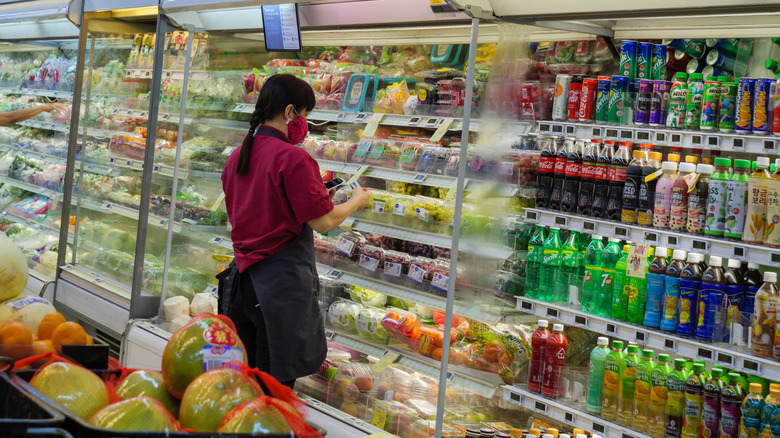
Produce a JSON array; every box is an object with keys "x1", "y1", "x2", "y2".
[
  {"x1": 366, "y1": 139, "x2": 401, "y2": 168},
  {"x1": 318, "y1": 277, "x2": 348, "y2": 305},
  {"x1": 430, "y1": 260, "x2": 451, "y2": 294},
  {"x1": 380, "y1": 308, "x2": 421, "y2": 347},
  {"x1": 357, "y1": 245, "x2": 384, "y2": 277},
  {"x1": 314, "y1": 239, "x2": 336, "y2": 265},
  {"x1": 334, "y1": 234, "x2": 363, "y2": 269},
  {"x1": 382, "y1": 250, "x2": 411, "y2": 283},
  {"x1": 416, "y1": 147, "x2": 449, "y2": 174},
  {"x1": 399, "y1": 142, "x2": 426, "y2": 171},
  {"x1": 389, "y1": 194, "x2": 416, "y2": 226},
  {"x1": 407, "y1": 256, "x2": 436, "y2": 287},
  {"x1": 355, "y1": 306, "x2": 389, "y2": 343},
  {"x1": 328, "y1": 299, "x2": 364, "y2": 333}
]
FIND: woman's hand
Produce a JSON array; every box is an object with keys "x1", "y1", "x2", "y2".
[
  {"x1": 42, "y1": 103, "x2": 68, "y2": 113},
  {"x1": 350, "y1": 187, "x2": 371, "y2": 209}
]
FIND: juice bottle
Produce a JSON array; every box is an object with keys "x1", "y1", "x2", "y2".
[
  {"x1": 602, "y1": 340, "x2": 625, "y2": 421},
  {"x1": 617, "y1": 345, "x2": 640, "y2": 426},
  {"x1": 688, "y1": 163, "x2": 713, "y2": 234},
  {"x1": 743, "y1": 383, "x2": 766, "y2": 438},
  {"x1": 632, "y1": 349, "x2": 656, "y2": 431},
  {"x1": 744, "y1": 263, "x2": 763, "y2": 323},
  {"x1": 724, "y1": 259, "x2": 745, "y2": 343},
  {"x1": 764, "y1": 158, "x2": 780, "y2": 246},
  {"x1": 702, "y1": 368, "x2": 725, "y2": 438},
  {"x1": 644, "y1": 247, "x2": 670, "y2": 328},
  {"x1": 528, "y1": 319, "x2": 550, "y2": 393},
  {"x1": 542, "y1": 323, "x2": 568, "y2": 399},
  {"x1": 744, "y1": 157, "x2": 771, "y2": 244},
  {"x1": 539, "y1": 227, "x2": 563, "y2": 302},
  {"x1": 654, "y1": 161, "x2": 679, "y2": 229},
  {"x1": 760, "y1": 388, "x2": 780, "y2": 438},
  {"x1": 696, "y1": 256, "x2": 726, "y2": 342},
  {"x1": 681, "y1": 363, "x2": 707, "y2": 438},
  {"x1": 648, "y1": 354, "x2": 672, "y2": 438},
  {"x1": 725, "y1": 159, "x2": 751, "y2": 239},
  {"x1": 582, "y1": 235, "x2": 604, "y2": 313},
  {"x1": 661, "y1": 250, "x2": 687, "y2": 332},
  {"x1": 705, "y1": 158, "x2": 733, "y2": 236},
  {"x1": 677, "y1": 252, "x2": 703, "y2": 337},
  {"x1": 622, "y1": 149, "x2": 645, "y2": 223},
  {"x1": 587, "y1": 336, "x2": 611, "y2": 414},
  {"x1": 667, "y1": 358, "x2": 690, "y2": 438},
  {"x1": 720, "y1": 372, "x2": 744, "y2": 438},
  {"x1": 525, "y1": 225, "x2": 547, "y2": 299},
  {"x1": 597, "y1": 239, "x2": 622, "y2": 317},
  {"x1": 752, "y1": 272, "x2": 779, "y2": 357},
  {"x1": 612, "y1": 245, "x2": 631, "y2": 321},
  {"x1": 670, "y1": 162, "x2": 696, "y2": 231},
  {"x1": 639, "y1": 151, "x2": 662, "y2": 226}
]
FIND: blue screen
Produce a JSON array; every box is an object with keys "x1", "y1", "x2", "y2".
[{"x1": 262, "y1": 4, "x2": 301, "y2": 52}]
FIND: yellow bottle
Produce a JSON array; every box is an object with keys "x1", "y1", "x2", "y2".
[{"x1": 744, "y1": 157, "x2": 771, "y2": 244}]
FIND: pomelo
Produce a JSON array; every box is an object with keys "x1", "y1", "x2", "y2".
[
  {"x1": 89, "y1": 396, "x2": 178, "y2": 431},
  {"x1": 218, "y1": 397, "x2": 302, "y2": 434},
  {"x1": 116, "y1": 370, "x2": 180, "y2": 418},
  {"x1": 30, "y1": 361, "x2": 110, "y2": 419},
  {"x1": 0, "y1": 235, "x2": 29, "y2": 302},
  {"x1": 0, "y1": 296, "x2": 56, "y2": 333},
  {"x1": 161, "y1": 313, "x2": 247, "y2": 399},
  {"x1": 179, "y1": 367, "x2": 263, "y2": 432}
]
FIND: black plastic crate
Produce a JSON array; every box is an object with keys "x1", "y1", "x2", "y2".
[{"x1": 0, "y1": 371, "x2": 66, "y2": 437}]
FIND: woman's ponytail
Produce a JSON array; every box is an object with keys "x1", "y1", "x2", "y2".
[{"x1": 236, "y1": 109, "x2": 264, "y2": 176}]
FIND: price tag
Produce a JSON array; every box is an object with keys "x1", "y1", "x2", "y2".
[
  {"x1": 707, "y1": 135, "x2": 721, "y2": 148},
  {"x1": 326, "y1": 270, "x2": 343, "y2": 280},
  {"x1": 430, "y1": 117, "x2": 454, "y2": 142},
  {"x1": 669, "y1": 133, "x2": 682, "y2": 146},
  {"x1": 573, "y1": 314, "x2": 589, "y2": 328},
  {"x1": 614, "y1": 226, "x2": 630, "y2": 238},
  {"x1": 92, "y1": 277, "x2": 102, "y2": 284},
  {"x1": 732, "y1": 137, "x2": 745, "y2": 150},
  {"x1": 691, "y1": 134, "x2": 703, "y2": 146},
  {"x1": 519, "y1": 300, "x2": 535, "y2": 313},
  {"x1": 534, "y1": 400, "x2": 548, "y2": 414},
  {"x1": 605, "y1": 128, "x2": 618, "y2": 140},
  {"x1": 362, "y1": 113, "x2": 384, "y2": 138},
  {"x1": 564, "y1": 411, "x2": 576, "y2": 423},
  {"x1": 538, "y1": 123, "x2": 552, "y2": 134},
  {"x1": 620, "y1": 129, "x2": 635, "y2": 141},
  {"x1": 583, "y1": 221, "x2": 598, "y2": 233},
  {"x1": 413, "y1": 174, "x2": 427, "y2": 183},
  {"x1": 103, "y1": 203, "x2": 113, "y2": 210},
  {"x1": 125, "y1": 110, "x2": 133, "y2": 116},
  {"x1": 716, "y1": 352, "x2": 735, "y2": 367},
  {"x1": 161, "y1": 114, "x2": 170, "y2": 121},
  {"x1": 408, "y1": 116, "x2": 421, "y2": 125},
  {"x1": 354, "y1": 113, "x2": 368, "y2": 122},
  {"x1": 644, "y1": 231, "x2": 658, "y2": 243},
  {"x1": 606, "y1": 323, "x2": 618, "y2": 335},
  {"x1": 742, "y1": 358, "x2": 762, "y2": 374},
  {"x1": 508, "y1": 391, "x2": 523, "y2": 405},
  {"x1": 372, "y1": 402, "x2": 389, "y2": 429},
  {"x1": 372, "y1": 200, "x2": 386, "y2": 213},
  {"x1": 551, "y1": 124, "x2": 564, "y2": 135},
  {"x1": 336, "y1": 112, "x2": 346, "y2": 121},
  {"x1": 692, "y1": 239, "x2": 709, "y2": 251},
  {"x1": 546, "y1": 308, "x2": 560, "y2": 320},
  {"x1": 591, "y1": 127, "x2": 603, "y2": 138},
  {"x1": 636, "y1": 130, "x2": 651, "y2": 142},
  {"x1": 525, "y1": 210, "x2": 539, "y2": 222},
  {"x1": 554, "y1": 215, "x2": 569, "y2": 228},
  {"x1": 565, "y1": 125, "x2": 577, "y2": 136},
  {"x1": 325, "y1": 330, "x2": 335, "y2": 340},
  {"x1": 371, "y1": 350, "x2": 400, "y2": 373},
  {"x1": 664, "y1": 339, "x2": 677, "y2": 351},
  {"x1": 667, "y1": 235, "x2": 679, "y2": 248},
  {"x1": 655, "y1": 132, "x2": 666, "y2": 144},
  {"x1": 765, "y1": 139, "x2": 778, "y2": 152},
  {"x1": 771, "y1": 252, "x2": 780, "y2": 267},
  {"x1": 732, "y1": 246, "x2": 747, "y2": 259},
  {"x1": 635, "y1": 330, "x2": 648, "y2": 344}
]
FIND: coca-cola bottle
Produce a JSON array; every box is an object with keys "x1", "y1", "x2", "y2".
[
  {"x1": 577, "y1": 139, "x2": 600, "y2": 215},
  {"x1": 606, "y1": 142, "x2": 632, "y2": 220},
  {"x1": 548, "y1": 138, "x2": 568, "y2": 211},
  {"x1": 591, "y1": 140, "x2": 613, "y2": 218},
  {"x1": 536, "y1": 137, "x2": 556, "y2": 208},
  {"x1": 562, "y1": 140, "x2": 583, "y2": 212}
]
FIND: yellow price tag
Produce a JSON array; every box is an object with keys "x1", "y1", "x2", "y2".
[
  {"x1": 365, "y1": 433, "x2": 394, "y2": 438},
  {"x1": 362, "y1": 113, "x2": 384, "y2": 138},
  {"x1": 627, "y1": 242, "x2": 651, "y2": 278},
  {"x1": 430, "y1": 117, "x2": 454, "y2": 142},
  {"x1": 371, "y1": 401, "x2": 389, "y2": 429},
  {"x1": 371, "y1": 350, "x2": 400, "y2": 373}
]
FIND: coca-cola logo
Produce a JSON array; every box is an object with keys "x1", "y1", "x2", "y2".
[
  {"x1": 539, "y1": 158, "x2": 555, "y2": 172},
  {"x1": 565, "y1": 161, "x2": 581, "y2": 176},
  {"x1": 582, "y1": 164, "x2": 596, "y2": 178},
  {"x1": 554, "y1": 159, "x2": 566, "y2": 173}
]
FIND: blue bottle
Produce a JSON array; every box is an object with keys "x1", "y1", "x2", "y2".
[
  {"x1": 677, "y1": 253, "x2": 703, "y2": 337},
  {"x1": 695, "y1": 256, "x2": 726, "y2": 342},
  {"x1": 660, "y1": 249, "x2": 687, "y2": 332},
  {"x1": 644, "y1": 247, "x2": 669, "y2": 328}
]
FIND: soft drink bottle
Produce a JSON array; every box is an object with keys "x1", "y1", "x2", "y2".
[
  {"x1": 602, "y1": 340, "x2": 625, "y2": 421},
  {"x1": 626, "y1": 247, "x2": 650, "y2": 325},
  {"x1": 539, "y1": 227, "x2": 563, "y2": 302},
  {"x1": 720, "y1": 372, "x2": 744, "y2": 438},
  {"x1": 607, "y1": 142, "x2": 632, "y2": 220},
  {"x1": 644, "y1": 247, "x2": 669, "y2": 328},
  {"x1": 742, "y1": 383, "x2": 765, "y2": 438},
  {"x1": 723, "y1": 259, "x2": 745, "y2": 343},
  {"x1": 622, "y1": 149, "x2": 645, "y2": 223},
  {"x1": 751, "y1": 271, "x2": 779, "y2": 357},
  {"x1": 582, "y1": 235, "x2": 604, "y2": 313},
  {"x1": 617, "y1": 345, "x2": 640, "y2": 425},
  {"x1": 542, "y1": 323, "x2": 568, "y2": 399},
  {"x1": 760, "y1": 388, "x2": 780, "y2": 438},
  {"x1": 696, "y1": 256, "x2": 726, "y2": 342},
  {"x1": 578, "y1": 140, "x2": 600, "y2": 216},
  {"x1": 561, "y1": 231, "x2": 582, "y2": 303},
  {"x1": 612, "y1": 245, "x2": 631, "y2": 321},
  {"x1": 528, "y1": 320, "x2": 550, "y2": 393},
  {"x1": 524, "y1": 226, "x2": 547, "y2": 299},
  {"x1": 677, "y1": 252, "x2": 703, "y2": 337},
  {"x1": 562, "y1": 140, "x2": 583, "y2": 213},
  {"x1": 702, "y1": 368, "x2": 725, "y2": 438},
  {"x1": 639, "y1": 151, "x2": 662, "y2": 226},
  {"x1": 592, "y1": 141, "x2": 614, "y2": 218},
  {"x1": 632, "y1": 349, "x2": 656, "y2": 431},
  {"x1": 744, "y1": 263, "x2": 763, "y2": 324},
  {"x1": 661, "y1": 250, "x2": 687, "y2": 332},
  {"x1": 587, "y1": 337, "x2": 610, "y2": 414},
  {"x1": 648, "y1": 354, "x2": 672, "y2": 438},
  {"x1": 537, "y1": 137, "x2": 556, "y2": 208},
  {"x1": 549, "y1": 139, "x2": 568, "y2": 210},
  {"x1": 596, "y1": 239, "x2": 622, "y2": 317},
  {"x1": 667, "y1": 358, "x2": 690, "y2": 438},
  {"x1": 681, "y1": 363, "x2": 707, "y2": 438}
]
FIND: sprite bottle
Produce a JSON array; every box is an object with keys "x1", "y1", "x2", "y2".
[
  {"x1": 560, "y1": 231, "x2": 582, "y2": 303},
  {"x1": 582, "y1": 235, "x2": 604, "y2": 313},
  {"x1": 612, "y1": 245, "x2": 631, "y2": 321},
  {"x1": 539, "y1": 227, "x2": 562, "y2": 302},
  {"x1": 524, "y1": 225, "x2": 546, "y2": 298}
]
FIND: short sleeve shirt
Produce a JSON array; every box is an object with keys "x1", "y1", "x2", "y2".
[{"x1": 222, "y1": 127, "x2": 334, "y2": 272}]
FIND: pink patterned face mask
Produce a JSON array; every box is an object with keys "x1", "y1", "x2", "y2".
[{"x1": 286, "y1": 108, "x2": 308, "y2": 145}]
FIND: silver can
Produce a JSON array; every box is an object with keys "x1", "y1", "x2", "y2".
[{"x1": 552, "y1": 74, "x2": 572, "y2": 121}]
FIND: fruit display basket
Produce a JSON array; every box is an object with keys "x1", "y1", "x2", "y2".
[{"x1": 0, "y1": 366, "x2": 67, "y2": 437}]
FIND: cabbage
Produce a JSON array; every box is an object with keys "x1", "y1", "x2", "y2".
[{"x1": 0, "y1": 235, "x2": 29, "y2": 302}]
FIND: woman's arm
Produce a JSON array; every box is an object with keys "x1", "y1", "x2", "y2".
[
  {"x1": 0, "y1": 103, "x2": 66, "y2": 126},
  {"x1": 308, "y1": 188, "x2": 371, "y2": 233}
]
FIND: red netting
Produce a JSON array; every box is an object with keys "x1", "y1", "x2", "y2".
[
  {"x1": 219, "y1": 360, "x2": 307, "y2": 418},
  {"x1": 218, "y1": 396, "x2": 323, "y2": 437}
]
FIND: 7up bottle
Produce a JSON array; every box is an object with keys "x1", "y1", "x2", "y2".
[{"x1": 667, "y1": 72, "x2": 688, "y2": 128}]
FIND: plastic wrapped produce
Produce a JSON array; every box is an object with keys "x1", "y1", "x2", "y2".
[
  {"x1": 407, "y1": 257, "x2": 436, "y2": 287},
  {"x1": 399, "y1": 141, "x2": 425, "y2": 171},
  {"x1": 389, "y1": 194, "x2": 415, "y2": 226},
  {"x1": 349, "y1": 138, "x2": 373, "y2": 164},
  {"x1": 333, "y1": 233, "x2": 363, "y2": 269},
  {"x1": 366, "y1": 139, "x2": 401, "y2": 168},
  {"x1": 356, "y1": 244, "x2": 383, "y2": 277},
  {"x1": 382, "y1": 250, "x2": 411, "y2": 283},
  {"x1": 381, "y1": 308, "x2": 421, "y2": 347},
  {"x1": 367, "y1": 191, "x2": 391, "y2": 217},
  {"x1": 328, "y1": 299, "x2": 363, "y2": 333},
  {"x1": 348, "y1": 286, "x2": 387, "y2": 307},
  {"x1": 429, "y1": 260, "x2": 450, "y2": 293},
  {"x1": 355, "y1": 306, "x2": 389, "y2": 343},
  {"x1": 314, "y1": 238, "x2": 335, "y2": 265}
]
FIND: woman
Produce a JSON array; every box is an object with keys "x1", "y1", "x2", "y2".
[{"x1": 221, "y1": 74, "x2": 371, "y2": 388}]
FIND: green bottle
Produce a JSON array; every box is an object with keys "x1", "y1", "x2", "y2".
[
  {"x1": 705, "y1": 157, "x2": 732, "y2": 237},
  {"x1": 587, "y1": 337, "x2": 611, "y2": 414},
  {"x1": 597, "y1": 238, "x2": 622, "y2": 317},
  {"x1": 612, "y1": 245, "x2": 631, "y2": 321},
  {"x1": 633, "y1": 349, "x2": 657, "y2": 431},
  {"x1": 627, "y1": 247, "x2": 650, "y2": 324},
  {"x1": 524, "y1": 225, "x2": 547, "y2": 298},
  {"x1": 617, "y1": 345, "x2": 640, "y2": 425},
  {"x1": 682, "y1": 363, "x2": 707, "y2": 438},
  {"x1": 539, "y1": 227, "x2": 562, "y2": 302},
  {"x1": 582, "y1": 235, "x2": 604, "y2": 313},
  {"x1": 667, "y1": 358, "x2": 690, "y2": 438},
  {"x1": 602, "y1": 340, "x2": 625, "y2": 421},
  {"x1": 560, "y1": 231, "x2": 582, "y2": 303},
  {"x1": 648, "y1": 354, "x2": 673, "y2": 438}
]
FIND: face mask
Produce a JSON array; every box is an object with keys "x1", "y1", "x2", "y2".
[{"x1": 286, "y1": 108, "x2": 308, "y2": 145}]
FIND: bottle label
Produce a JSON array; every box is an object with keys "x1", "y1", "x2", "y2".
[
  {"x1": 743, "y1": 178, "x2": 768, "y2": 242},
  {"x1": 701, "y1": 395, "x2": 720, "y2": 438},
  {"x1": 654, "y1": 183, "x2": 674, "y2": 228},
  {"x1": 695, "y1": 284, "x2": 726, "y2": 341},
  {"x1": 719, "y1": 403, "x2": 740, "y2": 438},
  {"x1": 565, "y1": 160, "x2": 582, "y2": 177},
  {"x1": 686, "y1": 184, "x2": 708, "y2": 233},
  {"x1": 554, "y1": 157, "x2": 567, "y2": 174},
  {"x1": 765, "y1": 179, "x2": 780, "y2": 245},
  {"x1": 595, "y1": 164, "x2": 608, "y2": 181},
  {"x1": 683, "y1": 390, "x2": 703, "y2": 433},
  {"x1": 661, "y1": 277, "x2": 681, "y2": 330},
  {"x1": 539, "y1": 155, "x2": 555, "y2": 173},
  {"x1": 582, "y1": 162, "x2": 597, "y2": 180},
  {"x1": 645, "y1": 272, "x2": 666, "y2": 325},
  {"x1": 669, "y1": 183, "x2": 689, "y2": 231},
  {"x1": 724, "y1": 179, "x2": 748, "y2": 237},
  {"x1": 751, "y1": 295, "x2": 778, "y2": 352},
  {"x1": 705, "y1": 179, "x2": 729, "y2": 234},
  {"x1": 677, "y1": 279, "x2": 701, "y2": 336},
  {"x1": 611, "y1": 165, "x2": 628, "y2": 182}
]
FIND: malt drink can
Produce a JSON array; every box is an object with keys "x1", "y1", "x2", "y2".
[
  {"x1": 719, "y1": 81, "x2": 738, "y2": 132},
  {"x1": 608, "y1": 75, "x2": 630, "y2": 124},
  {"x1": 595, "y1": 76, "x2": 611, "y2": 123},
  {"x1": 567, "y1": 75, "x2": 584, "y2": 121},
  {"x1": 578, "y1": 77, "x2": 598, "y2": 122},
  {"x1": 637, "y1": 42, "x2": 653, "y2": 79},
  {"x1": 735, "y1": 78, "x2": 755, "y2": 132},
  {"x1": 619, "y1": 40, "x2": 638, "y2": 80},
  {"x1": 651, "y1": 44, "x2": 668, "y2": 80},
  {"x1": 635, "y1": 79, "x2": 654, "y2": 125},
  {"x1": 649, "y1": 80, "x2": 671, "y2": 126},
  {"x1": 752, "y1": 78, "x2": 773, "y2": 134},
  {"x1": 703, "y1": 65, "x2": 733, "y2": 81},
  {"x1": 700, "y1": 77, "x2": 721, "y2": 131},
  {"x1": 552, "y1": 74, "x2": 572, "y2": 121}
]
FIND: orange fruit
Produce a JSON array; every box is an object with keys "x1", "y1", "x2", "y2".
[
  {"x1": 431, "y1": 348, "x2": 443, "y2": 361},
  {"x1": 0, "y1": 321, "x2": 33, "y2": 360},
  {"x1": 30, "y1": 339, "x2": 57, "y2": 367},
  {"x1": 51, "y1": 322, "x2": 89, "y2": 353},
  {"x1": 37, "y1": 312, "x2": 66, "y2": 340}
]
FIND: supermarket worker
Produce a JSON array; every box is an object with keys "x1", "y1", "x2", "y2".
[
  {"x1": 0, "y1": 102, "x2": 67, "y2": 125},
  {"x1": 220, "y1": 74, "x2": 371, "y2": 388}
]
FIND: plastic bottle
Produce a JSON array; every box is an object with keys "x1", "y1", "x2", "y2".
[
  {"x1": 681, "y1": 363, "x2": 707, "y2": 438},
  {"x1": 639, "y1": 151, "x2": 663, "y2": 226},
  {"x1": 723, "y1": 259, "x2": 745, "y2": 343},
  {"x1": 539, "y1": 227, "x2": 563, "y2": 302},
  {"x1": 592, "y1": 141, "x2": 614, "y2": 218},
  {"x1": 627, "y1": 248, "x2": 651, "y2": 325},
  {"x1": 661, "y1": 249, "x2": 687, "y2": 332},
  {"x1": 696, "y1": 256, "x2": 726, "y2": 342},
  {"x1": 765, "y1": 158, "x2": 780, "y2": 246},
  {"x1": 743, "y1": 383, "x2": 766, "y2": 438},
  {"x1": 667, "y1": 358, "x2": 690, "y2": 438},
  {"x1": 632, "y1": 349, "x2": 656, "y2": 431},
  {"x1": 744, "y1": 157, "x2": 771, "y2": 244},
  {"x1": 677, "y1": 253, "x2": 703, "y2": 337},
  {"x1": 622, "y1": 150, "x2": 645, "y2": 223},
  {"x1": 667, "y1": 72, "x2": 689, "y2": 128},
  {"x1": 578, "y1": 140, "x2": 600, "y2": 216},
  {"x1": 562, "y1": 140, "x2": 584, "y2": 213},
  {"x1": 537, "y1": 137, "x2": 556, "y2": 208},
  {"x1": 760, "y1": 388, "x2": 780, "y2": 438},
  {"x1": 725, "y1": 159, "x2": 751, "y2": 239},
  {"x1": 612, "y1": 245, "x2": 631, "y2": 321},
  {"x1": 542, "y1": 323, "x2": 568, "y2": 399},
  {"x1": 654, "y1": 161, "x2": 679, "y2": 229},
  {"x1": 648, "y1": 354, "x2": 672, "y2": 438},
  {"x1": 688, "y1": 163, "x2": 713, "y2": 234},
  {"x1": 597, "y1": 239, "x2": 622, "y2": 317},
  {"x1": 528, "y1": 320, "x2": 550, "y2": 393},
  {"x1": 582, "y1": 235, "x2": 605, "y2": 313},
  {"x1": 587, "y1": 336, "x2": 611, "y2": 414},
  {"x1": 670, "y1": 162, "x2": 696, "y2": 231},
  {"x1": 549, "y1": 139, "x2": 568, "y2": 211},
  {"x1": 617, "y1": 345, "x2": 640, "y2": 426},
  {"x1": 644, "y1": 247, "x2": 670, "y2": 328},
  {"x1": 524, "y1": 226, "x2": 547, "y2": 299},
  {"x1": 706, "y1": 158, "x2": 733, "y2": 236},
  {"x1": 561, "y1": 231, "x2": 581, "y2": 303},
  {"x1": 752, "y1": 272, "x2": 779, "y2": 357},
  {"x1": 602, "y1": 340, "x2": 625, "y2": 421},
  {"x1": 684, "y1": 73, "x2": 705, "y2": 129},
  {"x1": 702, "y1": 368, "x2": 725, "y2": 438},
  {"x1": 607, "y1": 142, "x2": 632, "y2": 220},
  {"x1": 744, "y1": 263, "x2": 763, "y2": 323},
  {"x1": 720, "y1": 372, "x2": 744, "y2": 438}
]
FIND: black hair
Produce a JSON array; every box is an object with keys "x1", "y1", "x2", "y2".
[{"x1": 236, "y1": 73, "x2": 316, "y2": 175}]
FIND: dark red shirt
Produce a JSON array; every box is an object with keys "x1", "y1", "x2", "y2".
[{"x1": 222, "y1": 127, "x2": 334, "y2": 272}]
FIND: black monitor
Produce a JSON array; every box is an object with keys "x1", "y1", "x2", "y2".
[{"x1": 261, "y1": 3, "x2": 302, "y2": 52}]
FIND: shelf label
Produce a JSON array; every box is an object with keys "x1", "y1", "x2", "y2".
[
  {"x1": 362, "y1": 113, "x2": 385, "y2": 138},
  {"x1": 583, "y1": 220, "x2": 598, "y2": 233},
  {"x1": 372, "y1": 401, "x2": 388, "y2": 429},
  {"x1": 764, "y1": 139, "x2": 777, "y2": 152},
  {"x1": 667, "y1": 235, "x2": 679, "y2": 248},
  {"x1": 546, "y1": 307, "x2": 560, "y2": 320},
  {"x1": 614, "y1": 226, "x2": 630, "y2": 238},
  {"x1": 408, "y1": 116, "x2": 421, "y2": 125},
  {"x1": 525, "y1": 210, "x2": 539, "y2": 222},
  {"x1": 591, "y1": 127, "x2": 602, "y2": 138},
  {"x1": 573, "y1": 314, "x2": 589, "y2": 328},
  {"x1": 742, "y1": 358, "x2": 762, "y2": 374},
  {"x1": 732, "y1": 246, "x2": 747, "y2": 259},
  {"x1": 771, "y1": 252, "x2": 780, "y2": 267},
  {"x1": 372, "y1": 350, "x2": 400, "y2": 373},
  {"x1": 539, "y1": 123, "x2": 552, "y2": 134},
  {"x1": 326, "y1": 270, "x2": 343, "y2": 280},
  {"x1": 413, "y1": 173, "x2": 427, "y2": 183},
  {"x1": 636, "y1": 130, "x2": 651, "y2": 142},
  {"x1": 697, "y1": 347, "x2": 713, "y2": 360},
  {"x1": 551, "y1": 124, "x2": 564, "y2": 135},
  {"x1": 605, "y1": 128, "x2": 619, "y2": 140},
  {"x1": 691, "y1": 134, "x2": 703, "y2": 146},
  {"x1": 664, "y1": 339, "x2": 677, "y2": 352},
  {"x1": 508, "y1": 391, "x2": 523, "y2": 405},
  {"x1": 620, "y1": 129, "x2": 635, "y2": 141},
  {"x1": 669, "y1": 132, "x2": 682, "y2": 146},
  {"x1": 534, "y1": 400, "x2": 548, "y2": 414},
  {"x1": 592, "y1": 422, "x2": 607, "y2": 435},
  {"x1": 565, "y1": 125, "x2": 577, "y2": 136},
  {"x1": 519, "y1": 300, "x2": 535, "y2": 313},
  {"x1": 644, "y1": 231, "x2": 658, "y2": 243},
  {"x1": 655, "y1": 132, "x2": 667, "y2": 144},
  {"x1": 635, "y1": 330, "x2": 648, "y2": 344},
  {"x1": 430, "y1": 117, "x2": 454, "y2": 142},
  {"x1": 564, "y1": 411, "x2": 576, "y2": 423},
  {"x1": 325, "y1": 330, "x2": 335, "y2": 340},
  {"x1": 707, "y1": 135, "x2": 721, "y2": 148},
  {"x1": 732, "y1": 137, "x2": 745, "y2": 150},
  {"x1": 716, "y1": 352, "x2": 735, "y2": 367},
  {"x1": 354, "y1": 113, "x2": 368, "y2": 122},
  {"x1": 606, "y1": 323, "x2": 618, "y2": 335},
  {"x1": 554, "y1": 215, "x2": 569, "y2": 228},
  {"x1": 692, "y1": 239, "x2": 709, "y2": 251}
]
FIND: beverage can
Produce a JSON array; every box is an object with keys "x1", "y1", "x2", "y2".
[
  {"x1": 595, "y1": 76, "x2": 611, "y2": 123},
  {"x1": 700, "y1": 78, "x2": 721, "y2": 131},
  {"x1": 719, "y1": 81, "x2": 738, "y2": 132},
  {"x1": 568, "y1": 75, "x2": 584, "y2": 121},
  {"x1": 752, "y1": 78, "x2": 773, "y2": 134},
  {"x1": 552, "y1": 74, "x2": 572, "y2": 120},
  {"x1": 705, "y1": 38, "x2": 752, "y2": 57},
  {"x1": 702, "y1": 65, "x2": 734, "y2": 81},
  {"x1": 637, "y1": 42, "x2": 653, "y2": 79},
  {"x1": 608, "y1": 76, "x2": 630, "y2": 124},
  {"x1": 684, "y1": 74, "x2": 705, "y2": 130},
  {"x1": 650, "y1": 80, "x2": 671, "y2": 126},
  {"x1": 620, "y1": 40, "x2": 638, "y2": 80},
  {"x1": 664, "y1": 38, "x2": 706, "y2": 59},
  {"x1": 651, "y1": 44, "x2": 668, "y2": 81},
  {"x1": 706, "y1": 49, "x2": 748, "y2": 76},
  {"x1": 686, "y1": 58, "x2": 704, "y2": 75},
  {"x1": 667, "y1": 73, "x2": 688, "y2": 128},
  {"x1": 735, "y1": 78, "x2": 755, "y2": 132},
  {"x1": 773, "y1": 79, "x2": 780, "y2": 135},
  {"x1": 635, "y1": 79, "x2": 654, "y2": 125},
  {"x1": 579, "y1": 78, "x2": 598, "y2": 122}
]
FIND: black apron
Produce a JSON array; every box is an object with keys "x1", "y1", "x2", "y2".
[{"x1": 217, "y1": 127, "x2": 327, "y2": 382}]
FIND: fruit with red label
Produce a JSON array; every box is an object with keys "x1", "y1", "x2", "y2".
[{"x1": 179, "y1": 367, "x2": 263, "y2": 432}]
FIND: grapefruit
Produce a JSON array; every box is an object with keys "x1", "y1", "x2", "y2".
[
  {"x1": 30, "y1": 361, "x2": 110, "y2": 419},
  {"x1": 161, "y1": 313, "x2": 247, "y2": 399},
  {"x1": 218, "y1": 397, "x2": 302, "y2": 434},
  {"x1": 179, "y1": 367, "x2": 263, "y2": 432},
  {"x1": 0, "y1": 296, "x2": 56, "y2": 333},
  {"x1": 116, "y1": 370, "x2": 179, "y2": 418},
  {"x1": 89, "y1": 396, "x2": 178, "y2": 431}
]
